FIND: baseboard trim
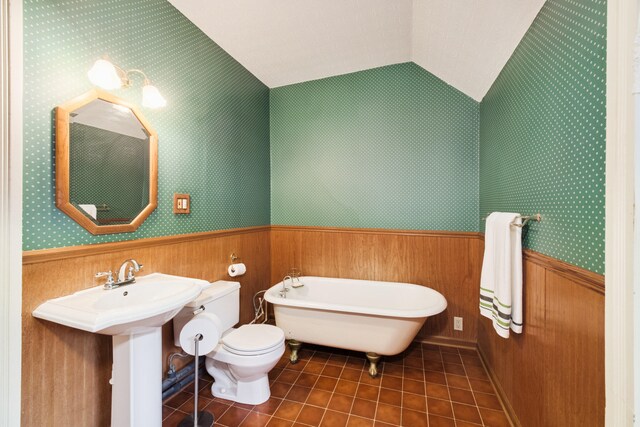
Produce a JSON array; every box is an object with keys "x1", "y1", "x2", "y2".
[
  {"x1": 477, "y1": 344, "x2": 519, "y2": 427},
  {"x1": 419, "y1": 336, "x2": 477, "y2": 350}
]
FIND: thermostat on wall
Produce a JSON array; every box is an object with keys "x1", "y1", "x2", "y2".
[{"x1": 173, "y1": 193, "x2": 190, "y2": 214}]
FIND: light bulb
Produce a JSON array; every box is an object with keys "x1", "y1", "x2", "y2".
[
  {"x1": 87, "y1": 59, "x2": 122, "y2": 90},
  {"x1": 142, "y1": 83, "x2": 167, "y2": 108}
]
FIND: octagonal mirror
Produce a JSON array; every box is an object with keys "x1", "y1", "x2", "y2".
[{"x1": 55, "y1": 89, "x2": 158, "y2": 234}]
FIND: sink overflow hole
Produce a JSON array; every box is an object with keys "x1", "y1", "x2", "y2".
[{"x1": 123, "y1": 291, "x2": 128, "y2": 296}]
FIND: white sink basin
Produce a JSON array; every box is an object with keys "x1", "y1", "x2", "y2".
[
  {"x1": 32, "y1": 272, "x2": 210, "y2": 426},
  {"x1": 33, "y1": 272, "x2": 208, "y2": 335}
]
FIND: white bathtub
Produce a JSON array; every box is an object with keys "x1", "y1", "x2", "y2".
[{"x1": 264, "y1": 276, "x2": 447, "y2": 364}]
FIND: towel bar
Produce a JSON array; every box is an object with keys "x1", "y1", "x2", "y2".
[{"x1": 481, "y1": 213, "x2": 541, "y2": 228}]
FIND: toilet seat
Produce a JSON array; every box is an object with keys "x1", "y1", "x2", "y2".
[{"x1": 222, "y1": 324, "x2": 285, "y2": 356}]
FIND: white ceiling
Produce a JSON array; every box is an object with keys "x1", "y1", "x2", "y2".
[
  {"x1": 168, "y1": 0, "x2": 545, "y2": 101},
  {"x1": 412, "y1": 0, "x2": 545, "y2": 101}
]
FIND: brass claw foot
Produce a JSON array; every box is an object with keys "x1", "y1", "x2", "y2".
[
  {"x1": 366, "y1": 352, "x2": 381, "y2": 378},
  {"x1": 288, "y1": 340, "x2": 302, "y2": 364}
]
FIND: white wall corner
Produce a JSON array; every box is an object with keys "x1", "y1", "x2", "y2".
[
  {"x1": 606, "y1": 0, "x2": 637, "y2": 424},
  {"x1": 1, "y1": 0, "x2": 23, "y2": 426}
]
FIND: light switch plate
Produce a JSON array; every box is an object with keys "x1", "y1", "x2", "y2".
[{"x1": 173, "y1": 193, "x2": 190, "y2": 214}]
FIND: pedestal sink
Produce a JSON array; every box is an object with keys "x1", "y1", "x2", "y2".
[{"x1": 32, "y1": 273, "x2": 209, "y2": 427}]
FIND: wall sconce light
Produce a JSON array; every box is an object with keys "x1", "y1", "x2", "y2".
[{"x1": 87, "y1": 57, "x2": 167, "y2": 109}]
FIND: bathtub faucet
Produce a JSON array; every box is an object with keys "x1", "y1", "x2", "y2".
[{"x1": 280, "y1": 276, "x2": 293, "y2": 298}]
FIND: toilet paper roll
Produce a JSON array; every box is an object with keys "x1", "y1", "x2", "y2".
[
  {"x1": 228, "y1": 263, "x2": 246, "y2": 277},
  {"x1": 179, "y1": 313, "x2": 221, "y2": 356}
]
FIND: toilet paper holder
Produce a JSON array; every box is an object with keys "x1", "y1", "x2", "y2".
[{"x1": 230, "y1": 253, "x2": 239, "y2": 262}]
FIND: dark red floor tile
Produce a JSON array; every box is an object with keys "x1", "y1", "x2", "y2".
[
  {"x1": 295, "y1": 372, "x2": 319, "y2": 388},
  {"x1": 474, "y1": 392, "x2": 502, "y2": 410},
  {"x1": 448, "y1": 387, "x2": 475, "y2": 405},
  {"x1": 444, "y1": 362, "x2": 467, "y2": 376},
  {"x1": 356, "y1": 384, "x2": 380, "y2": 401},
  {"x1": 328, "y1": 393, "x2": 354, "y2": 413},
  {"x1": 321, "y1": 409, "x2": 349, "y2": 427},
  {"x1": 218, "y1": 406, "x2": 251, "y2": 426},
  {"x1": 270, "y1": 382, "x2": 293, "y2": 399},
  {"x1": 273, "y1": 400, "x2": 303, "y2": 421},
  {"x1": 322, "y1": 364, "x2": 343, "y2": 378},
  {"x1": 285, "y1": 385, "x2": 312, "y2": 403},
  {"x1": 303, "y1": 361, "x2": 326, "y2": 375},
  {"x1": 452, "y1": 402, "x2": 482, "y2": 424},
  {"x1": 401, "y1": 408, "x2": 428, "y2": 427},
  {"x1": 351, "y1": 398, "x2": 377, "y2": 418},
  {"x1": 266, "y1": 417, "x2": 293, "y2": 427},
  {"x1": 347, "y1": 415, "x2": 375, "y2": 427},
  {"x1": 239, "y1": 411, "x2": 271, "y2": 427},
  {"x1": 375, "y1": 403, "x2": 401, "y2": 425},
  {"x1": 427, "y1": 397, "x2": 454, "y2": 418},
  {"x1": 315, "y1": 376, "x2": 338, "y2": 392},
  {"x1": 427, "y1": 414, "x2": 456, "y2": 427},
  {"x1": 297, "y1": 404, "x2": 325, "y2": 425},
  {"x1": 380, "y1": 375, "x2": 402, "y2": 390},
  {"x1": 306, "y1": 389, "x2": 332, "y2": 408},
  {"x1": 426, "y1": 382, "x2": 449, "y2": 400},
  {"x1": 425, "y1": 371, "x2": 447, "y2": 385},
  {"x1": 479, "y1": 407, "x2": 511, "y2": 427},
  {"x1": 278, "y1": 369, "x2": 301, "y2": 384},
  {"x1": 403, "y1": 392, "x2": 427, "y2": 412},
  {"x1": 341, "y1": 368, "x2": 363, "y2": 382},
  {"x1": 468, "y1": 378, "x2": 495, "y2": 394},
  {"x1": 164, "y1": 391, "x2": 192, "y2": 409},
  {"x1": 335, "y1": 379, "x2": 359, "y2": 396},
  {"x1": 403, "y1": 379, "x2": 426, "y2": 395},
  {"x1": 254, "y1": 397, "x2": 283, "y2": 415},
  {"x1": 378, "y1": 388, "x2": 401, "y2": 407},
  {"x1": 447, "y1": 374, "x2": 471, "y2": 390}
]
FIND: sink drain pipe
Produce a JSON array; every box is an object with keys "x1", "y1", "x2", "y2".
[{"x1": 162, "y1": 354, "x2": 205, "y2": 400}]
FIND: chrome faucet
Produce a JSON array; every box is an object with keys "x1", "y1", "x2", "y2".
[
  {"x1": 291, "y1": 276, "x2": 304, "y2": 288},
  {"x1": 96, "y1": 259, "x2": 143, "y2": 290},
  {"x1": 118, "y1": 259, "x2": 143, "y2": 284},
  {"x1": 280, "y1": 275, "x2": 293, "y2": 298}
]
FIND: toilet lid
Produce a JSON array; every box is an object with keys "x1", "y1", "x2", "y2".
[{"x1": 222, "y1": 324, "x2": 285, "y2": 355}]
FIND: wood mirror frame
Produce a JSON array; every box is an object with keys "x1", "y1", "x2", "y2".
[{"x1": 55, "y1": 89, "x2": 158, "y2": 235}]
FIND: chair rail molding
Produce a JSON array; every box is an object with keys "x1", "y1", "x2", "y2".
[{"x1": 606, "y1": 0, "x2": 637, "y2": 424}]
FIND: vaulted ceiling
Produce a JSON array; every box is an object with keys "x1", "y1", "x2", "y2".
[{"x1": 167, "y1": 0, "x2": 545, "y2": 101}]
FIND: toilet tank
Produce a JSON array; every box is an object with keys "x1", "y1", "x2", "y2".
[{"x1": 173, "y1": 280, "x2": 240, "y2": 347}]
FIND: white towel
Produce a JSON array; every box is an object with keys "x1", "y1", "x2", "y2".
[
  {"x1": 78, "y1": 204, "x2": 97, "y2": 220},
  {"x1": 479, "y1": 212, "x2": 523, "y2": 339}
]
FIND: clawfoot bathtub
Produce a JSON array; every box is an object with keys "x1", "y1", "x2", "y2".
[{"x1": 264, "y1": 276, "x2": 447, "y2": 377}]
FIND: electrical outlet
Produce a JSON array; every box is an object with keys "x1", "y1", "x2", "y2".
[{"x1": 454, "y1": 317, "x2": 463, "y2": 331}]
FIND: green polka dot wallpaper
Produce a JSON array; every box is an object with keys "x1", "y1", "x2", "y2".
[
  {"x1": 479, "y1": 0, "x2": 606, "y2": 273},
  {"x1": 23, "y1": 0, "x2": 271, "y2": 250},
  {"x1": 270, "y1": 63, "x2": 480, "y2": 231}
]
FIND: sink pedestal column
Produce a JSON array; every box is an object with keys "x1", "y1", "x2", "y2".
[{"x1": 111, "y1": 328, "x2": 162, "y2": 427}]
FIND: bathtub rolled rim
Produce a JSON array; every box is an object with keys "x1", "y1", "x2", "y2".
[{"x1": 264, "y1": 276, "x2": 447, "y2": 319}]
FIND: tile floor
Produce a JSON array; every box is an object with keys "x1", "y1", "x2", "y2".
[{"x1": 162, "y1": 342, "x2": 511, "y2": 427}]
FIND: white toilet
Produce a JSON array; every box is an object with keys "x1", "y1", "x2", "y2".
[{"x1": 173, "y1": 281, "x2": 285, "y2": 405}]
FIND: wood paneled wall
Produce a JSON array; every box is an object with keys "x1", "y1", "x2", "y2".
[
  {"x1": 21, "y1": 224, "x2": 605, "y2": 427},
  {"x1": 21, "y1": 226, "x2": 270, "y2": 427},
  {"x1": 270, "y1": 226, "x2": 483, "y2": 344},
  {"x1": 477, "y1": 249, "x2": 605, "y2": 427}
]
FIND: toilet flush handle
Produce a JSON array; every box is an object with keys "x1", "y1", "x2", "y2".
[{"x1": 192, "y1": 305, "x2": 205, "y2": 315}]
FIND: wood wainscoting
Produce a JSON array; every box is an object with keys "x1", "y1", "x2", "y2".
[
  {"x1": 477, "y1": 248, "x2": 605, "y2": 427},
  {"x1": 270, "y1": 225, "x2": 483, "y2": 344},
  {"x1": 21, "y1": 224, "x2": 605, "y2": 426},
  {"x1": 21, "y1": 226, "x2": 270, "y2": 427}
]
